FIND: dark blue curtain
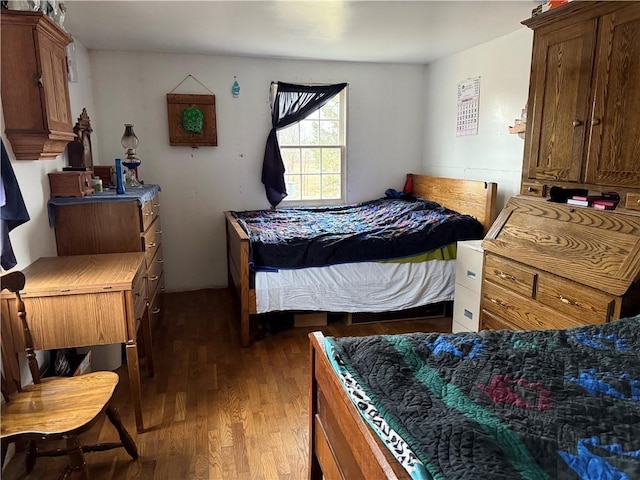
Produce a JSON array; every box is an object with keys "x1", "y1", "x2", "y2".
[{"x1": 262, "y1": 82, "x2": 347, "y2": 208}]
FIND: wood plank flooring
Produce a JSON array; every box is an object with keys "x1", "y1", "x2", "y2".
[{"x1": 2, "y1": 289, "x2": 452, "y2": 479}]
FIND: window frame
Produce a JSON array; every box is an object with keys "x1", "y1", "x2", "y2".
[{"x1": 277, "y1": 86, "x2": 348, "y2": 207}]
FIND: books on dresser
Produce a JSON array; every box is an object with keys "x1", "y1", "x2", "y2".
[{"x1": 567, "y1": 192, "x2": 620, "y2": 209}]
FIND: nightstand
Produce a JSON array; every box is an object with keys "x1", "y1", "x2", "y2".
[{"x1": 452, "y1": 240, "x2": 484, "y2": 333}]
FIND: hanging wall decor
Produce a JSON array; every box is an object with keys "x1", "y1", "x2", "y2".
[
  {"x1": 232, "y1": 76, "x2": 240, "y2": 98},
  {"x1": 166, "y1": 75, "x2": 217, "y2": 147}
]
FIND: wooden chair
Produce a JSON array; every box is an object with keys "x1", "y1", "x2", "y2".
[{"x1": 0, "y1": 271, "x2": 138, "y2": 479}]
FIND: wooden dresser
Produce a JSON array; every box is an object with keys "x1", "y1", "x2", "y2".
[
  {"x1": 480, "y1": 197, "x2": 640, "y2": 331},
  {"x1": 48, "y1": 185, "x2": 165, "y2": 333}
]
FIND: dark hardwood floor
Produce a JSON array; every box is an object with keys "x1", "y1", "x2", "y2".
[{"x1": 2, "y1": 289, "x2": 452, "y2": 479}]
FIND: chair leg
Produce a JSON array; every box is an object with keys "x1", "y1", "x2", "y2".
[
  {"x1": 65, "y1": 435, "x2": 89, "y2": 480},
  {"x1": 25, "y1": 440, "x2": 36, "y2": 473},
  {"x1": 106, "y1": 405, "x2": 139, "y2": 460},
  {"x1": 1, "y1": 440, "x2": 8, "y2": 470}
]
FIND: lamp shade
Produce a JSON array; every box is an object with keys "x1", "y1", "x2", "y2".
[{"x1": 121, "y1": 124, "x2": 139, "y2": 150}]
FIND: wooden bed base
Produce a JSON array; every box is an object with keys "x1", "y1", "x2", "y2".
[
  {"x1": 225, "y1": 174, "x2": 497, "y2": 347},
  {"x1": 308, "y1": 330, "x2": 409, "y2": 479}
]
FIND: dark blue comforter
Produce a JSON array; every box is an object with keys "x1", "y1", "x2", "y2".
[{"x1": 232, "y1": 197, "x2": 483, "y2": 269}]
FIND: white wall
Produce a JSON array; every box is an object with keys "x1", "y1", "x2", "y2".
[
  {"x1": 1, "y1": 39, "x2": 98, "y2": 270},
  {"x1": 422, "y1": 28, "x2": 533, "y2": 209},
  {"x1": 89, "y1": 52, "x2": 425, "y2": 292}
]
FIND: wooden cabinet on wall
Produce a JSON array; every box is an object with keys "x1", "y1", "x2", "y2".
[
  {"x1": 0, "y1": 10, "x2": 75, "y2": 160},
  {"x1": 49, "y1": 186, "x2": 165, "y2": 332},
  {"x1": 521, "y1": 1, "x2": 640, "y2": 198},
  {"x1": 480, "y1": 196, "x2": 640, "y2": 332}
]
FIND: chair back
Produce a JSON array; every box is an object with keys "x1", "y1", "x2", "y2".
[{"x1": 1, "y1": 271, "x2": 41, "y2": 399}]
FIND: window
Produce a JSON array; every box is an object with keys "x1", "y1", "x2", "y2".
[{"x1": 277, "y1": 89, "x2": 347, "y2": 205}]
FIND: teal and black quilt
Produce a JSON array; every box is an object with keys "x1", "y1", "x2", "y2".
[{"x1": 326, "y1": 315, "x2": 640, "y2": 480}]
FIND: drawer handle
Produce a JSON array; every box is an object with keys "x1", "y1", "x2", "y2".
[
  {"x1": 153, "y1": 203, "x2": 160, "y2": 207},
  {"x1": 559, "y1": 295, "x2": 580, "y2": 306},
  {"x1": 156, "y1": 258, "x2": 165, "y2": 264},
  {"x1": 497, "y1": 271, "x2": 516, "y2": 282},
  {"x1": 466, "y1": 270, "x2": 476, "y2": 279},
  {"x1": 135, "y1": 292, "x2": 141, "y2": 298},
  {"x1": 151, "y1": 307, "x2": 161, "y2": 314},
  {"x1": 464, "y1": 309, "x2": 474, "y2": 320},
  {"x1": 155, "y1": 229, "x2": 163, "y2": 234},
  {"x1": 150, "y1": 275, "x2": 159, "y2": 282},
  {"x1": 572, "y1": 119, "x2": 583, "y2": 127},
  {"x1": 145, "y1": 211, "x2": 154, "y2": 217},
  {"x1": 488, "y1": 297, "x2": 507, "y2": 307},
  {"x1": 146, "y1": 242, "x2": 157, "y2": 249}
]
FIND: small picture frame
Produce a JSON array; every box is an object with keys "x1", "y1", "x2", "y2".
[{"x1": 166, "y1": 93, "x2": 217, "y2": 147}]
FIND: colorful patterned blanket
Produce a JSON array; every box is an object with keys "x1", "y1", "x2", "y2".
[
  {"x1": 232, "y1": 197, "x2": 483, "y2": 269},
  {"x1": 326, "y1": 315, "x2": 640, "y2": 480}
]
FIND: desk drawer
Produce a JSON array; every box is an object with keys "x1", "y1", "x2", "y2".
[
  {"x1": 482, "y1": 281, "x2": 583, "y2": 331},
  {"x1": 484, "y1": 254, "x2": 536, "y2": 298},
  {"x1": 625, "y1": 193, "x2": 640, "y2": 212},
  {"x1": 536, "y1": 271, "x2": 613, "y2": 324},
  {"x1": 520, "y1": 182, "x2": 547, "y2": 198},
  {"x1": 19, "y1": 292, "x2": 127, "y2": 349}
]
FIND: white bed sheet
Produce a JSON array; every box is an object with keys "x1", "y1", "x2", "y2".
[{"x1": 254, "y1": 259, "x2": 455, "y2": 314}]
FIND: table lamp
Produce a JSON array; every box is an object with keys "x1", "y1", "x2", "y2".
[{"x1": 121, "y1": 124, "x2": 142, "y2": 187}]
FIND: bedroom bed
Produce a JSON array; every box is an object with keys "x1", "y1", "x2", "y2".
[
  {"x1": 225, "y1": 174, "x2": 497, "y2": 347},
  {"x1": 308, "y1": 315, "x2": 640, "y2": 479}
]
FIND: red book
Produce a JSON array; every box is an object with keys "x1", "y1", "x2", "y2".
[
  {"x1": 571, "y1": 195, "x2": 607, "y2": 202},
  {"x1": 593, "y1": 203, "x2": 615, "y2": 210},
  {"x1": 592, "y1": 199, "x2": 618, "y2": 207}
]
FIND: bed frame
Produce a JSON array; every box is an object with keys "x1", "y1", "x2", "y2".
[
  {"x1": 225, "y1": 174, "x2": 497, "y2": 347},
  {"x1": 308, "y1": 330, "x2": 409, "y2": 479}
]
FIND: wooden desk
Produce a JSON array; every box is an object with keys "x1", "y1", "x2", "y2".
[{"x1": 0, "y1": 253, "x2": 151, "y2": 433}]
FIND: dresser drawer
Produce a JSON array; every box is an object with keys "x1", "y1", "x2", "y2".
[
  {"x1": 149, "y1": 272, "x2": 164, "y2": 330},
  {"x1": 480, "y1": 309, "x2": 518, "y2": 331},
  {"x1": 484, "y1": 254, "x2": 537, "y2": 298},
  {"x1": 482, "y1": 281, "x2": 583, "y2": 330},
  {"x1": 143, "y1": 216, "x2": 162, "y2": 268},
  {"x1": 536, "y1": 271, "x2": 614, "y2": 324},
  {"x1": 133, "y1": 264, "x2": 148, "y2": 321},
  {"x1": 141, "y1": 194, "x2": 160, "y2": 232},
  {"x1": 147, "y1": 248, "x2": 164, "y2": 300},
  {"x1": 455, "y1": 240, "x2": 483, "y2": 294}
]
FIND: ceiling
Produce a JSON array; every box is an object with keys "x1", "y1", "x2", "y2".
[{"x1": 63, "y1": 1, "x2": 536, "y2": 64}]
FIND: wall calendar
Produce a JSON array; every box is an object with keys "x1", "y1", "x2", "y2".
[{"x1": 456, "y1": 76, "x2": 480, "y2": 137}]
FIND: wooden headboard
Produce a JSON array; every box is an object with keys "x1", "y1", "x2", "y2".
[{"x1": 409, "y1": 174, "x2": 498, "y2": 235}]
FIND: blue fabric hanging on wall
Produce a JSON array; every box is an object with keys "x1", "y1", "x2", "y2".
[{"x1": 1, "y1": 139, "x2": 30, "y2": 269}]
